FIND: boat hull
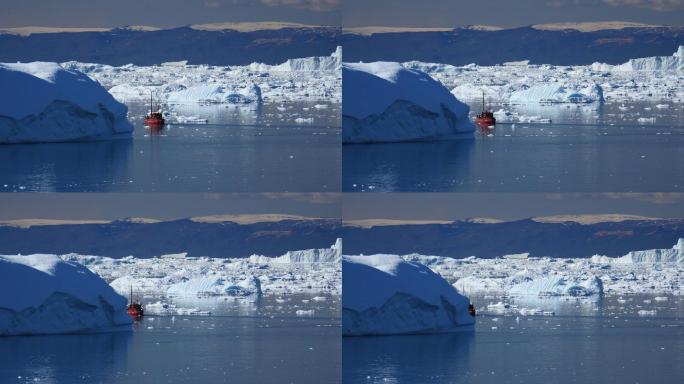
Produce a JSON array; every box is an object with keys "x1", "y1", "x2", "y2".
[
  {"x1": 476, "y1": 117, "x2": 496, "y2": 126},
  {"x1": 144, "y1": 118, "x2": 165, "y2": 126}
]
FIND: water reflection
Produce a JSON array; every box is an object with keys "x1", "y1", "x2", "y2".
[
  {"x1": 0, "y1": 331, "x2": 132, "y2": 383},
  {"x1": 0, "y1": 139, "x2": 133, "y2": 192},
  {"x1": 344, "y1": 101, "x2": 684, "y2": 192},
  {"x1": 344, "y1": 332, "x2": 475, "y2": 384},
  {"x1": 343, "y1": 139, "x2": 475, "y2": 191}
]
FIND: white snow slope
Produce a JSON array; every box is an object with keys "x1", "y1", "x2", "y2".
[
  {"x1": 342, "y1": 62, "x2": 474, "y2": 143},
  {"x1": 0, "y1": 62, "x2": 133, "y2": 143},
  {"x1": 63, "y1": 47, "x2": 342, "y2": 105},
  {"x1": 406, "y1": 46, "x2": 684, "y2": 104},
  {"x1": 0, "y1": 254, "x2": 131, "y2": 335},
  {"x1": 343, "y1": 255, "x2": 475, "y2": 336}
]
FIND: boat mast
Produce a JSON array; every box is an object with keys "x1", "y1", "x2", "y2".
[
  {"x1": 481, "y1": 91, "x2": 485, "y2": 113},
  {"x1": 150, "y1": 91, "x2": 153, "y2": 114},
  {"x1": 130, "y1": 285, "x2": 133, "y2": 304}
]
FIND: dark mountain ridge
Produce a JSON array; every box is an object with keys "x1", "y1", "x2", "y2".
[
  {"x1": 0, "y1": 26, "x2": 340, "y2": 65},
  {"x1": 342, "y1": 218, "x2": 684, "y2": 258},
  {"x1": 343, "y1": 26, "x2": 684, "y2": 65},
  {"x1": 0, "y1": 219, "x2": 341, "y2": 258}
]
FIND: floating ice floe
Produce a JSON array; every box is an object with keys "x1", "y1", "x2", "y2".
[
  {"x1": 342, "y1": 62, "x2": 474, "y2": 143},
  {"x1": 0, "y1": 254, "x2": 131, "y2": 335},
  {"x1": 295, "y1": 309, "x2": 315, "y2": 316},
  {"x1": 486, "y1": 301, "x2": 555, "y2": 316},
  {"x1": 0, "y1": 62, "x2": 133, "y2": 143},
  {"x1": 343, "y1": 255, "x2": 475, "y2": 336},
  {"x1": 145, "y1": 301, "x2": 212, "y2": 316}
]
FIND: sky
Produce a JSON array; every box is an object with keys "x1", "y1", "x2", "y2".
[
  {"x1": 3, "y1": 0, "x2": 682, "y2": 29},
  {"x1": 0, "y1": 193, "x2": 341, "y2": 221},
  {"x1": 343, "y1": 0, "x2": 684, "y2": 28},
  {"x1": 0, "y1": 193, "x2": 682, "y2": 222},
  {"x1": 343, "y1": 193, "x2": 684, "y2": 221},
  {"x1": 0, "y1": 0, "x2": 341, "y2": 28}
]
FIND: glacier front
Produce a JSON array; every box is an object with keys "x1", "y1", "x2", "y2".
[
  {"x1": 0, "y1": 254, "x2": 131, "y2": 335},
  {"x1": 342, "y1": 62, "x2": 474, "y2": 143},
  {"x1": 343, "y1": 255, "x2": 475, "y2": 336},
  {"x1": 0, "y1": 62, "x2": 133, "y2": 143}
]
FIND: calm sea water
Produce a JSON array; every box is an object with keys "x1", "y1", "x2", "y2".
[
  {"x1": 0, "y1": 295, "x2": 341, "y2": 384},
  {"x1": 343, "y1": 101, "x2": 684, "y2": 192},
  {"x1": 0, "y1": 102, "x2": 340, "y2": 192},
  {"x1": 343, "y1": 294, "x2": 684, "y2": 384}
]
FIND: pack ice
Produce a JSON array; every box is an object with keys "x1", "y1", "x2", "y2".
[
  {"x1": 343, "y1": 255, "x2": 475, "y2": 336},
  {"x1": 397, "y1": 238, "x2": 684, "y2": 298},
  {"x1": 408, "y1": 46, "x2": 684, "y2": 105},
  {"x1": 0, "y1": 254, "x2": 131, "y2": 335},
  {"x1": 0, "y1": 62, "x2": 133, "y2": 143},
  {"x1": 64, "y1": 47, "x2": 342, "y2": 105},
  {"x1": 62, "y1": 239, "x2": 343, "y2": 301},
  {"x1": 342, "y1": 62, "x2": 474, "y2": 143}
]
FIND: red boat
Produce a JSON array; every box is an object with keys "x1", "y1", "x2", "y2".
[
  {"x1": 475, "y1": 91, "x2": 496, "y2": 127},
  {"x1": 143, "y1": 91, "x2": 165, "y2": 127},
  {"x1": 126, "y1": 286, "x2": 144, "y2": 320}
]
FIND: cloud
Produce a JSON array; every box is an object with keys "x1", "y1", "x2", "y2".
[
  {"x1": 545, "y1": 0, "x2": 682, "y2": 10},
  {"x1": 204, "y1": 0, "x2": 222, "y2": 7},
  {"x1": 603, "y1": 0, "x2": 683, "y2": 11},
  {"x1": 600, "y1": 192, "x2": 684, "y2": 204},
  {"x1": 260, "y1": 192, "x2": 341, "y2": 204},
  {"x1": 544, "y1": 192, "x2": 684, "y2": 205},
  {"x1": 260, "y1": 0, "x2": 341, "y2": 12}
]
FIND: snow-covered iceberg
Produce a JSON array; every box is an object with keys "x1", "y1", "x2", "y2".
[
  {"x1": 508, "y1": 275, "x2": 603, "y2": 297},
  {"x1": 264, "y1": 46, "x2": 341, "y2": 72},
  {"x1": 342, "y1": 62, "x2": 474, "y2": 143},
  {"x1": 592, "y1": 45, "x2": 684, "y2": 72},
  {"x1": 251, "y1": 238, "x2": 342, "y2": 263},
  {"x1": 343, "y1": 255, "x2": 475, "y2": 336},
  {"x1": 0, "y1": 62, "x2": 133, "y2": 143},
  {"x1": 167, "y1": 83, "x2": 262, "y2": 106},
  {"x1": 0, "y1": 254, "x2": 131, "y2": 335},
  {"x1": 166, "y1": 275, "x2": 261, "y2": 301},
  {"x1": 591, "y1": 238, "x2": 684, "y2": 264},
  {"x1": 508, "y1": 83, "x2": 603, "y2": 104}
]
